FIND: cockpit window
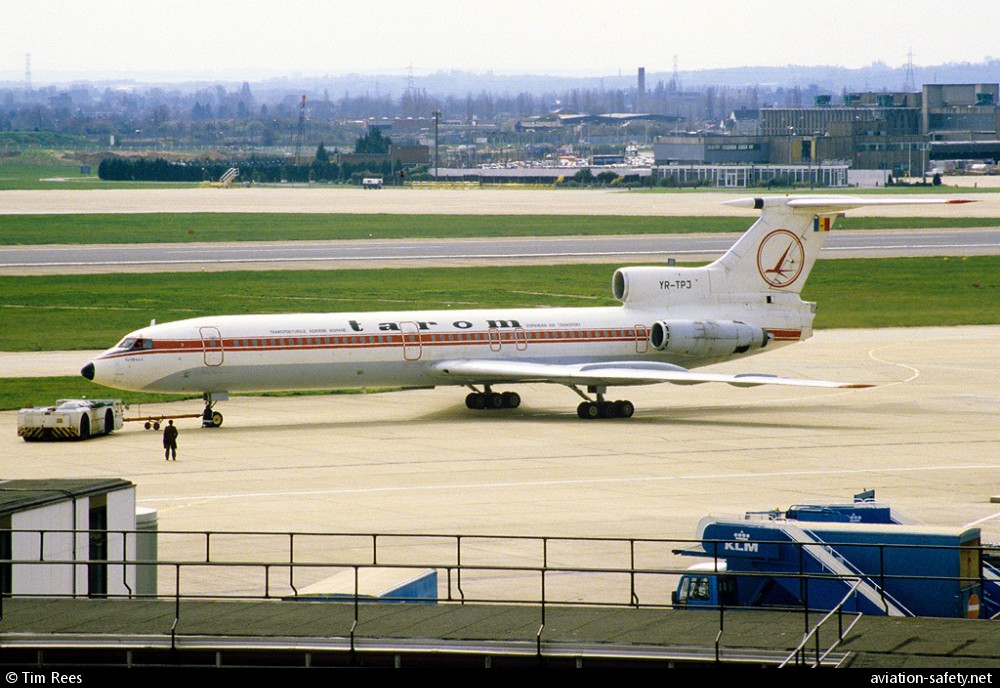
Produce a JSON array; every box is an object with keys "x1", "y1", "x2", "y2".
[{"x1": 116, "y1": 337, "x2": 153, "y2": 351}]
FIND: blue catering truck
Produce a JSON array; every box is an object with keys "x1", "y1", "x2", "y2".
[{"x1": 672, "y1": 499, "x2": 1000, "y2": 619}]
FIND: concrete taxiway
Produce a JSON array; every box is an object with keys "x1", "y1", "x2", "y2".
[
  {"x1": 4, "y1": 326, "x2": 999, "y2": 556},
  {"x1": 4, "y1": 228, "x2": 1000, "y2": 275},
  {"x1": 4, "y1": 186, "x2": 1000, "y2": 217}
]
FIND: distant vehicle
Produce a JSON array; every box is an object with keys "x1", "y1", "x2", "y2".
[
  {"x1": 18, "y1": 399, "x2": 124, "y2": 441},
  {"x1": 362, "y1": 177, "x2": 383, "y2": 189},
  {"x1": 968, "y1": 163, "x2": 996, "y2": 174}
]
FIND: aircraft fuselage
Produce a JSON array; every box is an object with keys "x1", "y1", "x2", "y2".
[{"x1": 85, "y1": 302, "x2": 805, "y2": 395}]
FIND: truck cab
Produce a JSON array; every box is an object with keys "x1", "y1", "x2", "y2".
[{"x1": 672, "y1": 563, "x2": 737, "y2": 608}]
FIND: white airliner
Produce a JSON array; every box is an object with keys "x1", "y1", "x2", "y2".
[{"x1": 81, "y1": 195, "x2": 969, "y2": 423}]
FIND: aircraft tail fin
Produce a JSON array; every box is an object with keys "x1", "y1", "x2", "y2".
[{"x1": 710, "y1": 196, "x2": 974, "y2": 294}]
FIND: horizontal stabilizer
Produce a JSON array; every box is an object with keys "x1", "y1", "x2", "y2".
[{"x1": 723, "y1": 195, "x2": 975, "y2": 214}]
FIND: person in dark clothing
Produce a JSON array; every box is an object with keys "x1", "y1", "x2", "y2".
[{"x1": 162, "y1": 420, "x2": 178, "y2": 461}]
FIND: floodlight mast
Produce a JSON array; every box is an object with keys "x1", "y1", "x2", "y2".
[
  {"x1": 433, "y1": 109, "x2": 441, "y2": 178},
  {"x1": 294, "y1": 95, "x2": 306, "y2": 161}
]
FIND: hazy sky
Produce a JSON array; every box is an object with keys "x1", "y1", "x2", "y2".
[{"x1": 2, "y1": 0, "x2": 996, "y2": 82}]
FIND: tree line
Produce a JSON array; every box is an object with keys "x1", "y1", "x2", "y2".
[{"x1": 98, "y1": 156, "x2": 421, "y2": 184}]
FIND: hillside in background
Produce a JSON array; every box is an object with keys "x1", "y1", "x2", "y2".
[{"x1": 2, "y1": 59, "x2": 999, "y2": 101}]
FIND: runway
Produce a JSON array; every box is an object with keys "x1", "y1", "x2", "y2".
[{"x1": 3, "y1": 228, "x2": 1000, "y2": 274}]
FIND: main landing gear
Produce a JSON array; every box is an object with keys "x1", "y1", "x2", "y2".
[
  {"x1": 572, "y1": 385, "x2": 635, "y2": 420},
  {"x1": 462, "y1": 384, "x2": 636, "y2": 419},
  {"x1": 465, "y1": 385, "x2": 521, "y2": 411}
]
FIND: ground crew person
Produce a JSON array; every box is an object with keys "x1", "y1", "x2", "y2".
[{"x1": 162, "y1": 420, "x2": 178, "y2": 461}]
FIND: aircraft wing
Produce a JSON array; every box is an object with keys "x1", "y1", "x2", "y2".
[{"x1": 431, "y1": 359, "x2": 872, "y2": 389}]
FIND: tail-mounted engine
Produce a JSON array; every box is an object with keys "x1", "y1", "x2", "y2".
[
  {"x1": 649, "y1": 320, "x2": 770, "y2": 357},
  {"x1": 612, "y1": 266, "x2": 706, "y2": 304}
]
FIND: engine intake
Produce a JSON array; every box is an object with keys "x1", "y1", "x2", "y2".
[{"x1": 649, "y1": 320, "x2": 769, "y2": 357}]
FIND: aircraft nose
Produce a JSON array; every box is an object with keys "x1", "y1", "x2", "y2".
[{"x1": 81, "y1": 362, "x2": 95, "y2": 381}]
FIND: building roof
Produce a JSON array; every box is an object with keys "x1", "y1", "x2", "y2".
[
  {"x1": 0, "y1": 479, "x2": 134, "y2": 516},
  {"x1": 559, "y1": 113, "x2": 682, "y2": 125}
]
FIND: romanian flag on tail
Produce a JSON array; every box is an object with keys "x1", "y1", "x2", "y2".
[{"x1": 813, "y1": 216, "x2": 832, "y2": 232}]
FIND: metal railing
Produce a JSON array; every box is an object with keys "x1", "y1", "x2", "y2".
[
  {"x1": 2, "y1": 528, "x2": 996, "y2": 661},
  {"x1": 780, "y1": 580, "x2": 866, "y2": 668}
]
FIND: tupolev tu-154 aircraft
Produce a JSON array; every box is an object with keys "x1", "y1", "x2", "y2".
[{"x1": 81, "y1": 196, "x2": 970, "y2": 424}]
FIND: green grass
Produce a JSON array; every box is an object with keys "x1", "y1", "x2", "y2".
[
  {"x1": 0, "y1": 173, "x2": 193, "y2": 191},
  {"x1": 0, "y1": 376, "x2": 390, "y2": 412},
  {"x1": 0, "y1": 265, "x2": 615, "y2": 350},
  {"x1": 1, "y1": 257, "x2": 997, "y2": 352},
  {"x1": 0, "y1": 152, "x2": 199, "y2": 190},
  {"x1": 0, "y1": 143, "x2": 98, "y2": 190},
  {"x1": 1, "y1": 376, "x2": 199, "y2": 412},
  {"x1": 802, "y1": 255, "x2": 998, "y2": 328},
  {"x1": 2, "y1": 213, "x2": 997, "y2": 245},
  {"x1": 833, "y1": 216, "x2": 999, "y2": 230},
  {"x1": 0, "y1": 213, "x2": 721, "y2": 244},
  {"x1": 0, "y1": 163, "x2": 100, "y2": 190}
]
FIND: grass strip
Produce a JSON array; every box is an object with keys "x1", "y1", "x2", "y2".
[
  {"x1": 2, "y1": 213, "x2": 998, "y2": 245},
  {"x1": 1, "y1": 376, "x2": 198, "y2": 412},
  {"x1": 0, "y1": 376, "x2": 382, "y2": 412},
  {"x1": 1, "y1": 257, "x2": 996, "y2": 351}
]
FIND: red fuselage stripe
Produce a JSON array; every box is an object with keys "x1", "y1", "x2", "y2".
[
  {"x1": 765, "y1": 328, "x2": 802, "y2": 341},
  {"x1": 100, "y1": 329, "x2": 647, "y2": 360}
]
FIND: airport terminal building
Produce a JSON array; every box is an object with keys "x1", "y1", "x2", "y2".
[{"x1": 652, "y1": 83, "x2": 1000, "y2": 186}]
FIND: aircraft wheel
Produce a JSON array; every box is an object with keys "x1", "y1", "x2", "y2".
[
  {"x1": 466, "y1": 392, "x2": 485, "y2": 410},
  {"x1": 487, "y1": 392, "x2": 504, "y2": 409},
  {"x1": 577, "y1": 402, "x2": 600, "y2": 419},
  {"x1": 211, "y1": 411, "x2": 224, "y2": 428},
  {"x1": 153, "y1": 422, "x2": 160, "y2": 431},
  {"x1": 618, "y1": 400, "x2": 635, "y2": 418},
  {"x1": 144, "y1": 422, "x2": 152, "y2": 430},
  {"x1": 501, "y1": 391, "x2": 521, "y2": 409}
]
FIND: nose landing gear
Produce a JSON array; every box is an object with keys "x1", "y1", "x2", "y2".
[{"x1": 201, "y1": 392, "x2": 227, "y2": 428}]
